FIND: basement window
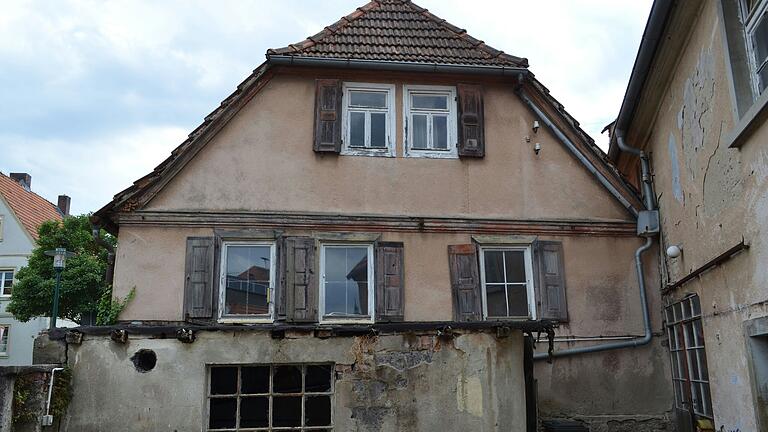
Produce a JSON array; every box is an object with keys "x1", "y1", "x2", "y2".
[
  {"x1": 219, "y1": 243, "x2": 275, "y2": 322},
  {"x1": 0, "y1": 270, "x2": 13, "y2": 296},
  {"x1": 207, "y1": 364, "x2": 334, "y2": 431},
  {"x1": 479, "y1": 247, "x2": 535, "y2": 319}
]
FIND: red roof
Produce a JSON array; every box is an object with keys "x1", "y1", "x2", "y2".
[{"x1": 0, "y1": 173, "x2": 62, "y2": 240}]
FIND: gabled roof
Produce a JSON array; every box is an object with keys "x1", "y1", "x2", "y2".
[
  {"x1": 267, "y1": 0, "x2": 528, "y2": 68},
  {"x1": 0, "y1": 173, "x2": 62, "y2": 240}
]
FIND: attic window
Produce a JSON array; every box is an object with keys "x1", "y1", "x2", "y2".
[
  {"x1": 404, "y1": 85, "x2": 458, "y2": 159},
  {"x1": 341, "y1": 82, "x2": 395, "y2": 157},
  {"x1": 0, "y1": 270, "x2": 13, "y2": 297}
]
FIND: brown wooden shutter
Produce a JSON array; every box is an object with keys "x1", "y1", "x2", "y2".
[
  {"x1": 314, "y1": 79, "x2": 343, "y2": 153},
  {"x1": 184, "y1": 237, "x2": 215, "y2": 319},
  {"x1": 375, "y1": 242, "x2": 404, "y2": 322},
  {"x1": 448, "y1": 244, "x2": 482, "y2": 321},
  {"x1": 534, "y1": 241, "x2": 568, "y2": 322},
  {"x1": 283, "y1": 237, "x2": 318, "y2": 322},
  {"x1": 456, "y1": 83, "x2": 485, "y2": 158}
]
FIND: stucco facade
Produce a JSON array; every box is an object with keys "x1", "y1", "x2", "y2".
[{"x1": 613, "y1": 1, "x2": 768, "y2": 430}]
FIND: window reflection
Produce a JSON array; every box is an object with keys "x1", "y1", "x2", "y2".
[{"x1": 225, "y1": 245, "x2": 271, "y2": 316}]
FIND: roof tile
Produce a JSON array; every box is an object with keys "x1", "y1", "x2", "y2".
[{"x1": 0, "y1": 173, "x2": 62, "y2": 240}]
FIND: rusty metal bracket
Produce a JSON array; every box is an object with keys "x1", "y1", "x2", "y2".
[{"x1": 663, "y1": 239, "x2": 749, "y2": 294}]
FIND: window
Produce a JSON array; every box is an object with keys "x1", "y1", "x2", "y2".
[
  {"x1": 404, "y1": 85, "x2": 458, "y2": 158},
  {"x1": 742, "y1": 0, "x2": 768, "y2": 94},
  {"x1": 341, "y1": 83, "x2": 395, "y2": 157},
  {"x1": 219, "y1": 243, "x2": 275, "y2": 321},
  {"x1": 0, "y1": 215, "x2": 4, "y2": 242},
  {"x1": 319, "y1": 244, "x2": 374, "y2": 322},
  {"x1": 479, "y1": 247, "x2": 535, "y2": 319},
  {"x1": 207, "y1": 364, "x2": 334, "y2": 431},
  {"x1": 0, "y1": 325, "x2": 8, "y2": 357},
  {"x1": 0, "y1": 270, "x2": 13, "y2": 297},
  {"x1": 666, "y1": 295, "x2": 713, "y2": 419}
]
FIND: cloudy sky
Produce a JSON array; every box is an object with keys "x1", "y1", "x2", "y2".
[{"x1": 1, "y1": 0, "x2": 652, "y2": 215}]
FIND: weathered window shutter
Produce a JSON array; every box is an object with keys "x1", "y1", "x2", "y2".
[
  {"x1": 448, "y1": 244, "x2": 482, "y2": 321},
  {"x1": 534, "y1": 241, "x2": 568, "y2": 322},
  {"x1": 375, "y1": 242, "x2": 404, "y2": 322},
  {"x1": 456, "y1": 83, "x2": 485, "y2": 158},
  {"x1": 184, "y1": 237, "x2": 215, "y2": 320},
  {"x1": 283, "y1": 237, "x2": 318, "y2": 322},
  {"x1": 314, "y1": 79, "x2": 343, "y2": 153}
]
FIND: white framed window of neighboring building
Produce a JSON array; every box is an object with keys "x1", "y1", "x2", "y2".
[
  {"x1": 341, "y1": 82, "x2": 396, "y2": 157},
  {"x1": 0, "y1": 270, "x2": 13, "y2": 297},
  {"x1": 319, "y1": 244, "x2": 374, "y2": 323},
  {"x1": 218, "y1": 242, "x2": 276, "y2": 322},
  {"x1": 403, "y1": 85, "x2": 458, "y2": 158},
  {"x1": 479, "y1": 246, "x2": 536, "y2": 319},
  {"x1": 0, "y1": 325, "x2": 9, "y2": 357},
  {"x1": 741, "y1": 0, "x2": 768, "y2": 95},
  {"x1": 0, "y1": 215, "x2": 4, "y2": 242},
  {"x1": 207, "y1": 363, "x2": 334, "y2": 430}
]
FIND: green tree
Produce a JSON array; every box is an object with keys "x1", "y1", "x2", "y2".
[{"x1": 7, "y1": 215, "x2": 115, "y2": 323}]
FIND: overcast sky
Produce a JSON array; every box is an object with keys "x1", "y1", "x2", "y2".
[{"x1": 0, "y1": 0, "x2": 653, "y2": 215}]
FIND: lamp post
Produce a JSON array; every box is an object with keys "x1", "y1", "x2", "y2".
[{"x1": 44, "y1": 248, "x2": 75, "y2": 330}]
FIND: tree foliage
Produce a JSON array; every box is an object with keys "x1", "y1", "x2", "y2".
[{"x1": 7, "y1": 215, "x2": 115, "y2": 323}]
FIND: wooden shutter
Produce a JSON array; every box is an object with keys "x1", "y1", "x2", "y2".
[
  {"x1": 375, "y1": 242, "x2": 404, "y2": 322},
  {"x1": 184, "y1": 237, "x2": 215, "y2": 319},
  {"x1": 314, "y1": 79, "x2": 342, "y2": 153},
  {"x1": 283, "y1": 237, "x2": 318, "y2": 322},
  {"x1": 448, "y1": 244, "x2": 482, "y2": 321},
  {"x1": 456, "y1": 83, "x2": 485, "y2": 158},
  {"x1": 534, "y1": 241, "x2": 568, "y2": 322}
]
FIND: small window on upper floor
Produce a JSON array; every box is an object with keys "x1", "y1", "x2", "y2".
[
  {"x1": 0, "y1": 270, "x2": 13, "y2": 297},
  {"x1": 742, "y1": 0, "x2": 768, "y2": 94},
  {"x1": 404, "y1": 85, "x2": 458, "y2": 158},
  {"x1": 341, "y1": 82, "x2": 396, "y2": 157}
]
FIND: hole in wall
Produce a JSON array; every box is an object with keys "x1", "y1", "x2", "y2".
[{"x1": 130, "y1": 349, "x2": 157, "y2": 373}]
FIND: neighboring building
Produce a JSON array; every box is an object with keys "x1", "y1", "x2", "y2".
[
  {"x1": 63, "y1": 1, "x2": 671, "y2": 430},
  {"x1": 0, "y1": 172, "x2": 69, "y2": 365},
  {"x1": 608, "y1": 0, "x2": 768, "y2": 431}
]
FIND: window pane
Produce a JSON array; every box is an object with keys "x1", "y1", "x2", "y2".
[
  {"x1": 697, "y1": 348, "x2": 709, "y2": 380},
  {"x1": 483, "y1": 251, "x2": 505, "y2": 283},
  {"x1": 507, "y1": 284, "x2": 529, "y2": 317},
  {"x1": 240, "y1": 396, "x2": 269, "y2": 428},
  {"x1": 759, "y1": 63, "x2": 767, "y2": 92},
  {"x1": 412, "y1": 114, "x2": 428, "y2": 149},
  {"x1": 274, "y1": 365, "x2": 302, "y2": 393},
  {"x1": 273, "y1": 396, "x2": 302, "y2": 427},
  {"x1": 687, "y1": 350, "x2": 700, "y2": 381},
  {"x1": 241, "y1": 366, "x2": 270, "y2": 394},
  {"x1": 691, "y1": 296, "x2": 701, "y2": 316},
  {"x1": 486, "y1": 285, "x2": 507, "y2": 317},
  {"x1": 324, "y1": 247, "x2": 369, "y2": 317},
  {"x1": 370, "y1": 112, "x2": 386, "y2": 148},
  {"x1": 324, "y1": 282, "x2": 348, "y2": 315},
  {"x1": 350, "y1": 91, "x2": 386, "y2": 108},
  {"x1": 752, "y1": 14, "x2": 768, "y2": 66},
  {"x1": 349, "y1": 111, "x2": 365, "y2": 147},
  {"x1": 306, "y1": 365, "x2": 332, "y2": 393},
  {"x1": 433, "y1": 115, "x2": 448, "y2": 149},
  {"x1": 412, "y1": 94, "x2": 447, "y2": 109},
  {"x1": 210, "y1": 367, "x2": 238, "y2": 395},
  {"x1": 503, "y1": 251, "x2": 526, "y2": 283},
  {"x1": 225, "y1": 245, "x2": 270, "y2": 315},
  {"x1": 209, "y1": 398, "x2": 236, "y2": 429},
  {"x1": 305, "y1": 395, "x2": 332, "y2": 426}
]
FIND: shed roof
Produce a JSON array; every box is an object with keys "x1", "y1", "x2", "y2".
[{"x1": 0, "y1": 173, "x2": 62, "y2": 240}]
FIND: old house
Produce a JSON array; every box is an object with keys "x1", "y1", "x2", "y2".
[
  {"x1": 608, "y1": 0, "x2": 768, "y2": 430},
  {"x1": 42, "y1": 1, "x2": 674, "y2": 430},
  {"x1": 0, "y1": 172, "x2": 68, "y2": 366}
]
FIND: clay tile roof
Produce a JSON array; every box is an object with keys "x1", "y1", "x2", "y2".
[
  {"x1": 267, "y1": 0, "x2": 528, "y2": 68},
  {"x1": 0, "y1": 173, "x2": 62, "y2": 240}
]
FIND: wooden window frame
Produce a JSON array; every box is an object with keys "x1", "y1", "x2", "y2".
[
  {"x1": 665, "y1": 295, "x2": 714, "y2": 419},
  {"x1": 478, "y1": 246, "x2": 536, "y2": 320},
  {"x1": 341, "y1": 82, "x2": 396, "y2": 157},
  {"x1": 0, "y1": 325, "x2": 9, "y2": 357},
  {"x1": 0, "y1": 269, "x2": 14, "y2": 297},
  {"x1": 218, "y1": 242, "x2": 276, "y2": 324},
  {"x1": 403, "y1": 85, "x2": 459, "y2": 159},
  {"x1": 741, "y1": 0, "x2": 768, "y2": 95},
  {"x1": 318, "y1": 243, "x2": 375, "y2": 324},
  {"x1": 206, "y1": 363, "x2": 335, "y2": 431}
]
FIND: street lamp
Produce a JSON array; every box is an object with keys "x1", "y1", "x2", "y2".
[{"x1": 44, "y1": 248, "x2": 76, "y2": 330}]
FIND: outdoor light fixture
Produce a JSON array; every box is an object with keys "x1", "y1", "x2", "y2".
[
  {"x1": 534, "y1": 142, "x2": 541, "y2": 155},
  {"x1": 532, "y1": 120, "x2": 540, "y2": 133},
  {"x1": 666, "y1": 244, "x2": 683, "y2": 258},
  {"x1": 44, "y1": 247, "x2": 76, "y2": 330}
]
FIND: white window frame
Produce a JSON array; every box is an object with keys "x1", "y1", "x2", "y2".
[
  {"x1": 741, "y1": 0, "x2": 768, "y2": 95},
  {"x1": 403, "y1": 85, "x2": 458, "y2": 159},
  {"x1": 319, "y1": 243, "x2": 375, "y2": 324},
  {"x1": 341, "y1": 82, "x2": 396, "y2": 157},
  {"x1": 0, "y1": 325, "x2": 9, "y2": 357},
  {"x1": 0, "y1": 269, "x2": 14, "y2": 297},
  {"x1": 478, "y1": 246, "x2": 536, "y2": 320},
  {"x1": 0, "y1": 215, "x2": 4, "y2": 242},
  {"x1": 218, "y1": 242, "x2": 276, "y2": 323}
]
